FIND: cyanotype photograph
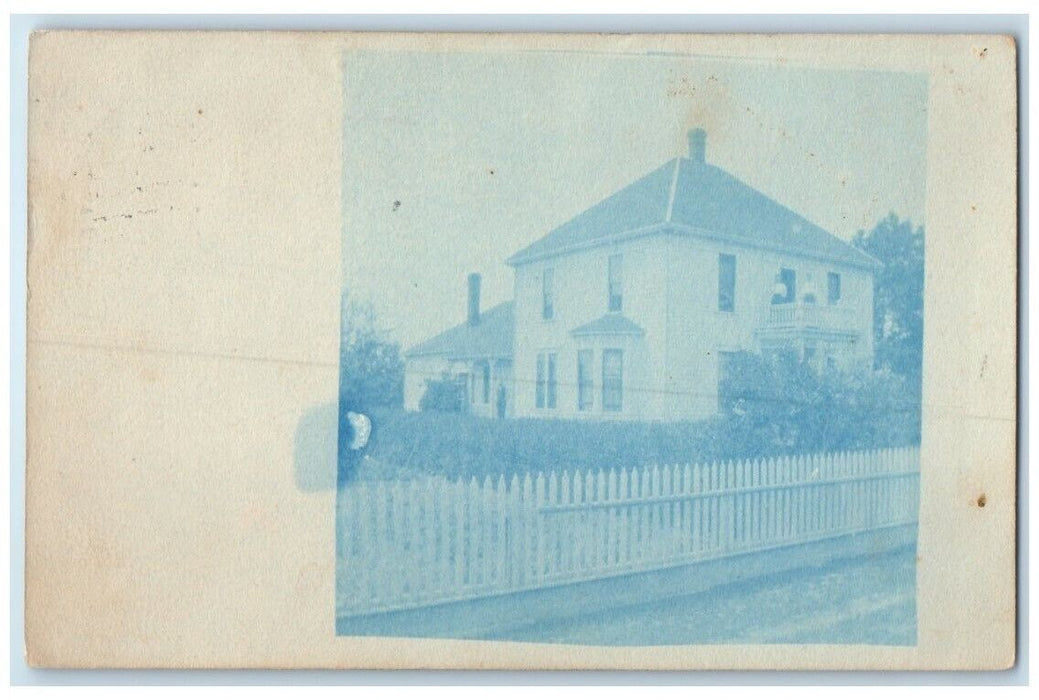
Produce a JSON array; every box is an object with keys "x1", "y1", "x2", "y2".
[
  {"x1": 335, "y1": 51, "x2": 926, "y2": 645},
  {"x1": 24, "y1": 31, "x2": 1014, "y2": 669}
]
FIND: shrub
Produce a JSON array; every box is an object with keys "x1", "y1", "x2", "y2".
[
  {"x1": 346, "y1": 351, "x2": 921, "y2": 482},
  {"x1": 418, "y1": 377, "x2": 465, "y2": 413},
  {"x1": 719, "y1": 351, "x2": 920, "y2": 454}
]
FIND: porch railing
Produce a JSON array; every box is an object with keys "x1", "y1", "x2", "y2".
[{"x1": 763, "y1": 302, "x2": 858, "y2": 331}]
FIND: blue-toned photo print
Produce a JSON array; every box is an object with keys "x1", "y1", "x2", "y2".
[{"x1": 335, "y1": 50, "x2": 925, "y2": 645}]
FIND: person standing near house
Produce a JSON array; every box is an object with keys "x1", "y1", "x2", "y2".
[{"x1": 496, "y1": 383, "x2": 507, "y2": 419}]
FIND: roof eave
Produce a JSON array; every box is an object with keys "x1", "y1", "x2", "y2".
[
  {"x1": 570, "y1": 330, "x2": 645, "y2": 338},
  {"x1": 668, "y1": 223, "x2": 881, "y2": 273},
  {"x1": 447, "y1": 352, "x2": 514, "y2": 362},
  {"x1": 405, "y1": 348, "x2": 513, "y2": 360},
  {"x1": 507, "y1": 221, "x2": 877, "y2": 273},
  {"x1": 403, "y1": 348, "x2": 442, "y2": 359},
  {"x1": 506, "y1": 222, "x2": 671, "y2": 267}
]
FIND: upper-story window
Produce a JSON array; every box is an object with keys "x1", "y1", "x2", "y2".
[
  {"x1": 827, "y1": 272, "x2": 841, "y2": 305},
  {"x1": 542, "y1": 268, "x2": 554, "y2": 320},
  {"x1": 608, "y1": 254, "x2": 623, "y2": 312},
  {"x1": 718, "y1": 253, "x2": 736, "y2": 312},
  {"x1": 774, "y1": 268, "x2": 796, "y2": 304}
]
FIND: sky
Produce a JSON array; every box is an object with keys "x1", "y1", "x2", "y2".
[{"x1": 341, "y1": 50, "x2": 927, "y2": 349}]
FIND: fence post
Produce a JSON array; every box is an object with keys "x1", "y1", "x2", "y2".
[
  {"x1": 546, "y1": 470, "x2": 558, "y2": 578},
  {"x1": 605, "y1": 468, "x2": 617, "y2": 569},
  {"x1": 479, "y1": 475, "x2": 493, "y2": 590},
  {"x1": 594, "y1": 469, "x2": 606, "y2": 572},
  {"x1": 403, "y1": 479, "x2": 418, "y2": 603},
  {"x1": 650, "y1": 462, "x2": 659, "y2": 563},
  {"x1": 561, "y1": 470, "x2": 573, "y2": 577},
  {"x1": 574, "y1": 469, "x2": 586, "y2": 574},
  {"x1": 464, "y1": 477, "x2": 478, "y2": 590},
  {"x1": 534, "y1": 472, "x2": 546, "y2": 583},
  {"x1": 517, "y1": 473, "x2": 529, "y2": 588},
  {"x1": 501, "y1": 476, "x2": 511, "y2": 589},
  {"x1": 619, "y1": 467, "x2": 631, "y2": 568},
  {"x1": 637, "y1": 465, "x2": 650, "y2": 565}
]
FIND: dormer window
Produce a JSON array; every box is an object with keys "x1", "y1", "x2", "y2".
[{"x1": 608, "y1": 254, "x2": 623, "y2": 312}]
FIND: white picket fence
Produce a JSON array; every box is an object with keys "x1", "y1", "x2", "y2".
[{"x1": 336, "y1": 446, "x2": 920, "y2": 617}]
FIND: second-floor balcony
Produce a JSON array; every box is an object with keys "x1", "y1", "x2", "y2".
[{"x1": 760, "y1": 301, "x2": 860, "y2": 334}]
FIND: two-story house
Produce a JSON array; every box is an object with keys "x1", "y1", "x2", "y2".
[{"x1": 403, "y1": 129, "x2": 879, "y2": 421}]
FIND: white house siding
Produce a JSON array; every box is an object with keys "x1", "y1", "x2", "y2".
[
  {"x1": 512, "y1": 236, "x2": 677, "y2": 421},
  {"x1": 661, "y1": 233, "x2": 875, "y2": 420},
  {"x1": 511, "y1": 230, "x2": 875, "y2": 422}
]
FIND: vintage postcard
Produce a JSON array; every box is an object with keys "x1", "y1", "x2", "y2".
[{"x1": 25, "y1": 32, "x2": 1016, "y2": 669}]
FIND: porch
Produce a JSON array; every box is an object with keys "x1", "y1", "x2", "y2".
[{"x1": 755, "y1": 301, "x2": 862, "y2": 368}]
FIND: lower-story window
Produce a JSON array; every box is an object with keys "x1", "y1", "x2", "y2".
[
  {"x1": 577, "y1": 349, "x2": 593, "y2": 411},
  {"x1": 546, "y1": 353, "x2": 557, "y2": 409},
  {"x1": 535, "y1": 352, "x2": 557, "y2": 409},
  {"x1": 602, "y1": 349, "x2": 623, "y2": 412},
  {"x1": 457, "y1": 373, "x2": 471, "y2": 409},
  {"x1": 535, "y1": 354, "x2": 545, "y2": 408}
]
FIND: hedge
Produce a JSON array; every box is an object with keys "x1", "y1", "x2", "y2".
[{"x1": 345, "y1": 403, "x2": 918, "y2": 483}]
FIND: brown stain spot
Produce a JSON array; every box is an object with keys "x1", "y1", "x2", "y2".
[
  {"x1": 973, "y1": 46, "x2": 988, "y2": 59},
  {"x1": 488, "y1": 168, "x2": 495, "y2": 175},
  {"x1": 971, "y1": 203, "x2": 978, "y2": 212},
  {"x1": 197, "y1": 108, "x2": 203, "y2": 115},
  {"x1": 391, "y1": 200, "x2": 401, "y2": 212},
  {"x1": 977, "y1": 494, "x2": 987, "y2": 508},
  {"x1": 665, "y1": 72, "x2": 697, "y2": 98},
  {"x1": 241, "y1": 502, "x2": 272, "y2": 529},
  {"x1": 295, "y1": 562, "x2": 324, "y2": 595}
]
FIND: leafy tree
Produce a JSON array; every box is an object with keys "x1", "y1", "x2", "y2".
[
  {"x1": 852, "y1": 213, "x2": 925, "y2": 395},
  {"x1": 337, "y1": 294, "x2": 405, "y2": 485},
  {"x1": 338, "y1": 294, "x2": 404, "y2": 413}
]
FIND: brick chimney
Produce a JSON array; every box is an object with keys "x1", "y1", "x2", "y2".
[
  {"x1": 467, "y1": 273, "x2": 481, "y2": 326},
  {"x1": 688, "y1": 128, "x2": 706, "y2": 163}
]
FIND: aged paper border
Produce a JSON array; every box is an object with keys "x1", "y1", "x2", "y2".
[{"x1": 22, "y1": 31, "x2": 1017, "y2": 670}]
